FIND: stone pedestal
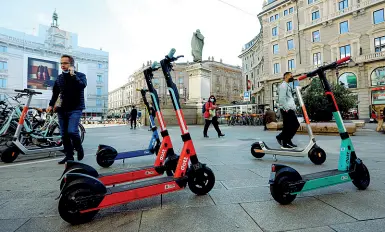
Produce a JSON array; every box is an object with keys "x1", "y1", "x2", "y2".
[{"x1": 186, "y1": 63, "x2": 211, "y2": 104}]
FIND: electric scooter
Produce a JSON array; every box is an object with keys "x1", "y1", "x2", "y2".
[
  {"x1": 269, "y1": 56, "x2": 370, "y2": 205},
  {"x1": 250, "y1": 83, "x2": 326, "y2": 165},
  {"x1": 57, "y1": 49, "x2": 215, "y2": 225},
  {"x1": 95, "y1": 89, "x2": 161, "y2": 168},
  {"x1": 58, "y1": 68, "x2": 180, "y2": 189},
  {"x1": 1, "y1": 89, "x2": 64, "y2": 163}
]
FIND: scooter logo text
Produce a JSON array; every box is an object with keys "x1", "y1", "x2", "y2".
[
  {"x1": 160, "y1": 149, "x2": 166, "y2": 161},
  {"x1": 145, "y1": 171, "x2": 155, "y2": 175},
  {"x1": 341, "y1": 175, "x2": 349, "y2": 181},
  {"x1": 165, "y1": 184, "x2": 175, "y2": 189},
  {"x1": 181, "y1": 157, "x2": 188, "y2": 171}
]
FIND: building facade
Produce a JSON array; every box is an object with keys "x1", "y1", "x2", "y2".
[
  {"x1": 108, "y1": 58, "x2": 243, "y2": 113},
  {"x1": 239, "y1": 33, "x2": 265, "y2": 110},
  {"x1": 0, "y1": 11, "x2": 109, "y2": 118},
  {"x1": 258, "y1": 0, "x2": 385, "y2": 119}
]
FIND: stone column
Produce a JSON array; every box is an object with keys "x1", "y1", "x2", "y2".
[{"x1": 186, "y1": 63, "x2": 212, "y2": 124}]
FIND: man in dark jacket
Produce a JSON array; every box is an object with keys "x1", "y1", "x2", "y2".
[
  {"x1": 130, "y1": 106, "x2": 138, "y2": 129},
  {"x1": 47, "y1": 55, "x2": 87, "y2": 164}
]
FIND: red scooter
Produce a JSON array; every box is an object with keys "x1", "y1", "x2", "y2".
[{"x1": 57, "y1": 49, "x2": 215, "y2": 224}]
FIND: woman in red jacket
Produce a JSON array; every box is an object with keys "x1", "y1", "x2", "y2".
[{"x1": 203, "y1": 95, "x2": 225, "y2": 138}]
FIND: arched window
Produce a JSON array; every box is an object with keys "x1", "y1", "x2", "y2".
[
  {"x1": 371, "y1": 67, "x2": 385, "y2": 86},
  {"x1": 339, "y1": 72, "x2": 357, "y2": 88}
]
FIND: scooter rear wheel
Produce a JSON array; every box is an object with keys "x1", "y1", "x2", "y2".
[
  {"x1": 251, "y1": 143, "x2": 265, "y2": 158},
  {"x1": 188, "y1": 166, "x2": 215, "y2": 195},
  {"x1": 96, "y1": 154, "x2": 114, "y2": 168},
  {"x1": 352, "y1": 163, "x2": 370, "y2": 190},
  {"x1": 1, "y1": 145, "x2": 20, "y2": 163},
  {"x1": 58, "y1": 186, "x2": 100, "y2": 225},
  {"x1": 308, "y1": 147, "x2": 326, "y2": 165},
  {"x1": 270, "y1": 172, "x2": 300, "y2": 205}
]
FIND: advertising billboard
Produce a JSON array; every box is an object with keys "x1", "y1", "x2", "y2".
[
  {"x1": 372, "y1": 88, "x2": 385, "y2": 105},
  {"x1": 27, "y1": 57, "x2": 59, "y2": 90}
]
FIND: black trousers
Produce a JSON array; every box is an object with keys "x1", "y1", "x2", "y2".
[
  {"x1": 277, "y1": 109, "x2": 299, "y2": 143},
  {"x1": 130, "y1": 118, "x2": 137, "y2": 128},
  {"x1": 203, "y1": 116, "x2": 222, "y2": 136}
]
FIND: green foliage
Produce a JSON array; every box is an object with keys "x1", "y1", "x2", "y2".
[{"x1": 301, "y1": 78, "x2": 358, "y2": 122}]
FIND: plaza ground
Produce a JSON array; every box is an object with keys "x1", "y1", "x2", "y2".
[{"x1": 0, "y1": 123, "x2": 384, "y2": 232}]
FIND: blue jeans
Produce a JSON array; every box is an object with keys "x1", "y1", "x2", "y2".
[{"x1": 58, "y1": 110, "x2": 83, "y2": 158}]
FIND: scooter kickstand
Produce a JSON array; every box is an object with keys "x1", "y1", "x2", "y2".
[{"x1": 273, "y1": 155, "x2": 278, "y2": 162}]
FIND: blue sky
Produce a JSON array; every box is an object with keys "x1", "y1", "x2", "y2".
[{"x1": 0, "y1": 0, "x2": 263, "y2": 90}]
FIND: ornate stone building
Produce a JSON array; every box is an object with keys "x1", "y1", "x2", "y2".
[
  {"x1": 0, "y1": 11, "x2": 109, "y2": 118},
  {"x1": 258, "y1": 0, "x2": 385, "y2": 119}
]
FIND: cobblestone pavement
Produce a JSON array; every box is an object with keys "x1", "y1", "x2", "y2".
[{"x1": 0, "y1": 123, "x2": 384, "y2": 232}]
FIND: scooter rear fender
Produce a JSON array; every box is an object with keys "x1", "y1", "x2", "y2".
[{"x1": 58, "y1": 161, "x2": 98, "y2": 181}]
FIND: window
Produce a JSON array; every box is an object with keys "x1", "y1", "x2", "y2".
[
  {"x1": 96, "y1": 99, "x2": 102, "y2": 106},
  {"x1": 0, "y1": 61, "x2": 8, "y2": 70},
  {"x1": 96, "y1": 87, "x2": 102, "y2": 96},
  {"x1": 312, "y1": 30, "x2": 320, "y2": 42},
  {"x1": 312, "y1": 10, "x2": 320, "y2": 20},
  {"x1": 268, "y1": 0, "x2": 276, "y2": 3},
  {"x1": 340, "y1": 21, "x2": 349, "y2": 34},
  {"x1": 272, "y1": 27, "x2": 278, "y2": 36},
  {"x1": 313, "y1": 52, "x2": 321, "y2": 65},
  {"x1": 287, "y1": 39, "x2": 294, "y2": 50},
  {"x1": 179, "y1": 78, "x2": 184, "y2": 84},
  {"x1": 289, "y1": 7, "x2": 294, "y2": 14},
  {"x1": 287, "y1": 21, "x2": 293, "y2": 31},
  {"x1": 97, "y1": 74, "x2": 103, "y2": 83},
  {"x1": 0, "y1": 94, "x2": 4, "y2": 101},
  {"x1": 98, "y1": 63, "x2": 103, "y2": 69},
  {"x1": 0, "y1": 45, "x2": 7, "y2": 52},
  {"x1": 275, "y1": 14, "x2": 279, "y2": 20},
  {"x1": 371, "y1": 67, "x2": 385, "y2": 86},
  {"x1": 273, "y1": 63, "x2": 280, "y2": 74},
  {"x1": 288, "y1": 59, "x2": 295, "y2": 71},
  {"x1": 270, "y1": 16, "x2": 274, "y2": 22},
  {"x1": 284, "y1": 10, "x2": 288, "y2": 16},
  {"x1": 373, "y1": 9, "x2": 385, "y2": 25},
  {"x1": 273, "y1": 44, "x2": 279, "y2": 54},
  {"x1": 308, "y1": 0, "x2": 319, "y2": 4},
  {"x1": 339, "y1": 0, "x2": 348, "y2": 10},
  {"x1": 339, "y1": 72, "x2": 357, "y2": 88},
  {"x1": 0, "y1": 78, "x2": 7, "y2": 88},
  {"x1": 179, "y1": 88, "x2": 184, "y2": 95},
  {"x1": 340, "y1": 45, "x2": 351, "y2": 58},
  {"x1": 375, "y1": 36, "x2": 385, "y2": 52}
]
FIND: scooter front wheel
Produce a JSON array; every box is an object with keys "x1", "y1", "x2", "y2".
[
  {"x1": 308, "y1": 147, "x2": 326, "y2": 165},
  {"x1": 1, "y1": 145, "x2": 20, "y2": 163},
  {"x1": 352, "y1": 163, "x2": 370, "y2": 190},
  {"x1": 96, "y1": 153, "x2": 115, "y2": 168},
  {"x1": 251, "y1": 143, "x2": 265, "y2": 158},
  {"x1": 188, "y1": 166, "x2": 215, "y2": 195},
  {"x1": 270, "y1": 172, "x2": 300, "y2": 205},
  {"x1": 58, "y1": 187, "x2": 100, "y2": 225}
]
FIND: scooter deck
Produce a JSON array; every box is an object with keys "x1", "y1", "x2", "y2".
[
  {"x1": 302, "y1": 169, "x2": 347, "y2": 181},
  {"x1": 98, "y1": 165, "x2": 159, "y2": 185},
  {"x1": 115, "y1": 149, "x2": 152, "y2": 159},
  {"x1": 263, "y1": 143, "x2": 305, "y2": 152},
  {"x1": 109, "y1": 176, "x2": 173, "y2": 193}
]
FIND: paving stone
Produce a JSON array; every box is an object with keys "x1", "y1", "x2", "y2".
[
  {"x1": 161, "y1": 190, "x2": 215, "y2": 209},
  {"x1": 221, "y1": 178, "x2": 268, "y2": 189},
  {"x1": 285, "y1": 226, "x2": 335, "y2": 232},
  {"x1": 15, "y1": 212, "x2": 141, "y2": 232},
  {"x1": 241, "y1": 197, "x2": 356, "y2": 232},
  {"x1": 139, "y1": 204, "x2": 263, "y2": 232},
  {"x1": 212, "y1": 168, "x2": 261, "y2": 181},
  {"x1": 209, "y1": 186, "x2": 272, "y2": 205},
  {"x1": 0, "y1": 189, "x2": 57, "y2": 201},
  {"x1": 101, "y1": 196, "x2": 161, "y2": 214},
  {"x1": 316, "y1": 191, "x2": 385, "y2": 220},
  {"x1": 0, "y1": 218, "x2": 29, "y2": 232},
  {"x1": 329, "y1": 218, "x2": 385, "y2": 232},
  {"x1": 0, "y1": 198, "x2": 58, "y2": 219}
]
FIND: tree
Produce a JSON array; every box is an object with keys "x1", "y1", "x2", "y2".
[{"x1": 301, "y1": 78, "x2": 358, "y2": 122}]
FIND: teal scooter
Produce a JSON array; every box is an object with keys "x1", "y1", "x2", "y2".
[{"x1": 269, "y1": 56, "x2": 370, "y2": 204}]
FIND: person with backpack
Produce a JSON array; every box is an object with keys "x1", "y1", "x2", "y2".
[{"x1": 203, "y1": 95, "x2": 225, "y2": 138}]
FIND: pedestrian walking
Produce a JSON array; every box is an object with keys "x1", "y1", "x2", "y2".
[
  {"x1": 47, "y1": 54, "x2": 87, "y2": 164},
  {"x1": 275, "y1": 72, "x2": 300, "y2": 149},
  {"x1": 130, "y1": 106, "x2": 138, "y2": 129},
  {"x1": 203, "y1": 95, "x2": 225, "y2": 138}
]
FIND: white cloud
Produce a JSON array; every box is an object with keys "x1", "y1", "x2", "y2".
[{"x1": 104, "y1": 0, "x2": 263, "y2": 91}]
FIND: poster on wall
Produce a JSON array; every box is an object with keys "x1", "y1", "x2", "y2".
[
  {"x1": 371, "y1": 67, "x2": 385, "y2": 86},
  {"x1": 372, "y1": 89, "x2": 385, "y2": 105},
  {"x1": 27, "y1": 57, "x2": 59, "y2": 90}
]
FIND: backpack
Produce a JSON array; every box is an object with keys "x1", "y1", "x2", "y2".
[{"x1": 202, "y1": 103, "x2": 206, "y2": 114}]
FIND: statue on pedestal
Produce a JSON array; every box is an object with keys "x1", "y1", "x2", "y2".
[{"x1": 191, "y1": 29, "x2": 204, "y2": 62}]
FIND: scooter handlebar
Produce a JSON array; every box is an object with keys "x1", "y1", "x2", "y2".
[
  {"x1": 151, "y1": 61, "x2": 160, "y2": 70},
  {"x1": 336, "y1": 56, "x2": 351, "y2": 65},
  {"x1": 167, "y1": 48, "x2": 176, "y2": 59},
  {"x1": 298, "y1": 74, "x2": 307, "y2": 81}
]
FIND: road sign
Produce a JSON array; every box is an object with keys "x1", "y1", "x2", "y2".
[{"x1": 243, "y1": 91, "x2": 250, "y2": 101}]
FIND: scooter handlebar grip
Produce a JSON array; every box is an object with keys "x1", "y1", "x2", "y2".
[
  {"x1": 167, "y1": 48, "x2": 176, "y2": 59},
  {"x1": 298, "y1": 74, "x2": 307, "y2": 81},
  {"x1": 151, "y1": 61, "x2": 160, "y2": 69},
  {"x1": 336, "y1": 56, "x2": 351, "y2": 65}
]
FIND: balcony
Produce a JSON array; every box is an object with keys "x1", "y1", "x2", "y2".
[{"x1": 356, "y1": 51, "x2": 385, "y2": 63}]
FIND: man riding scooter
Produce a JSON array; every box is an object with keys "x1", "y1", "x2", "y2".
[{"x1": 275, "y1": 72, "x2": 300, "y2": 149}]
